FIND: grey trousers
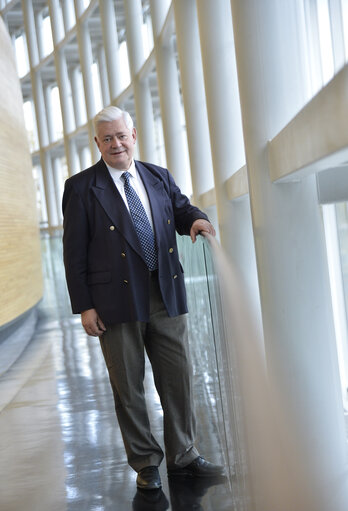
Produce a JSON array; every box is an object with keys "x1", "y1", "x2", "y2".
[{"x1": 99, "y1": 271, "x2": 199, "y2": 472}]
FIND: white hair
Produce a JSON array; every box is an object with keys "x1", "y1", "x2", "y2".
[{"x1": 94, "y1": 106, "x2": 134, "y2": 134}]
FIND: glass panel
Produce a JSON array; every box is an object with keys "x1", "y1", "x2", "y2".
[
  {"x1": 177, "y1": 235, "x2": 244, "y2": 500},
  {"x1": 323, "y1": 203, "x2": 348, "y2": 411},
  {"x1": 177, "y1": 233, "x2": 256, "y2": 508},
  {"x1": 336, "y1": 202, "x2": 348, "y2": 328}
]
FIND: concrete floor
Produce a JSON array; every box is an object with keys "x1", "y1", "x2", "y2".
[{"x1": 0, "y1": 236, "x2": 235, "y2": 510}]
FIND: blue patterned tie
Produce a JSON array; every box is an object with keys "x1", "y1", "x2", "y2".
[{"x1": 122, "y1": 171, "x2": 158, "y2": 271}]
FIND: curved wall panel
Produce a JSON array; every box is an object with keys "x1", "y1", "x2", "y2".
[{"x1": 0, "y1": 18, "x2": 43, "y2": 327}]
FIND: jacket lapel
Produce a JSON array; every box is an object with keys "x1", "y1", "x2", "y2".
[
  {"x1": 135, "y1": 161, "x2": 167, "y2": 241},
  {"x1": 91, "y1": 160, "x2": 144, "y2": 258}
]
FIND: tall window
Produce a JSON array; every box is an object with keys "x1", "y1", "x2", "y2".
[
  {"x1": 342, "y1": 0, "x2": 348, "y2": 58},
  {"x1": 14, "y1": 33, "x2": 29, "y2": 77},
  {"x1": 317, "y1": 0, "x2": 334, "y2": 82},
  {"x1": 305, "y1": 0, "x2": 348, "y2": 407},
  {"x1": 337, "y1": 202, "x2": 348, "y2": 336}
]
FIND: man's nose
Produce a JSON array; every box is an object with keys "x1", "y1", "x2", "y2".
[{"x1": 111, "y1": 136, "x2": 121, "y2": 146}]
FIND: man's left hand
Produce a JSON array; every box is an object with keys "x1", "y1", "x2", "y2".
[{"x1": 190, "y1": 219, "x2": 216, "y2": 243}]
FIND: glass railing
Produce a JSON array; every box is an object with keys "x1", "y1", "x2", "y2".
[
  {"x1": 177, "y1": 234, "x2": 249, "y2": 508},
  {"x1": 181, "y1": 231, "x2": 348, "y2": 511}
]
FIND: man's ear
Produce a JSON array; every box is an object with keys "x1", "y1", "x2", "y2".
[
  {"x1": 94, "y1": 136, "x2": 100, "y2": 150},
  {"x1": 132, "y1": 127, "x2": 137, "y2": 143}
]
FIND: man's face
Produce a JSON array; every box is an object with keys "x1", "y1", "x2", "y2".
[{"x1": 95, "y1": 117, "x2": 136, "y2": 170}]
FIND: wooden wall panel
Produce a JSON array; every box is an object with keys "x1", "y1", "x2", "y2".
[{"x1": 0, "y1": 18, "x2": 43, "y2": 327}]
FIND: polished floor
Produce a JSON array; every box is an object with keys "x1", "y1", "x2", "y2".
[{"x1": 0, "y1": 236, "x2": 234, "y2": 510}]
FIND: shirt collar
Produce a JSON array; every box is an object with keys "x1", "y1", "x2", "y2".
[{"x1": 104, "y1": 159, "x2": 136, "y2": 182}]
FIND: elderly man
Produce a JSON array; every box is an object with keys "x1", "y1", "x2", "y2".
[{"x1": 62, "y1": 106, "x2": 224, "y2": 490}]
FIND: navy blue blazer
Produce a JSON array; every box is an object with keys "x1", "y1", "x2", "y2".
[{"x1": 62, "y1": 159, "x2": 209, "y2": 325}]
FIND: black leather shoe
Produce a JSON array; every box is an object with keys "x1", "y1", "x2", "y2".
[
  {"x1": 136, "y1": 466, "x2": 162, "y2": 490},
  {"x1": 167, "y1": 456, "x2": 225, "y2": 477}
]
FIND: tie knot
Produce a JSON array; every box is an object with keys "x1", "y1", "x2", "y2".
[{"x1": 122, "y1": 171, "x2": 131, "y2": 184}]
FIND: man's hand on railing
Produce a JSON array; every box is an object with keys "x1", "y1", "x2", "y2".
[{"x1": 190, "y1": 219, "x2": 216, "y2": 243}]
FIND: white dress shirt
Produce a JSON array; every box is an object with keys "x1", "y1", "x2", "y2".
[{"x1": 105, "y1": 160, "x2": 155, "y2": 232}]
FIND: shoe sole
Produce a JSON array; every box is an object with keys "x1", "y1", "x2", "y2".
[{"x1": 167, "y1": 470, "x2": 225, "y2": 478}]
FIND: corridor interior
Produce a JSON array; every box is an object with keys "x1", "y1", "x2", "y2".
[{"x1": 0, "y1": 236, "x2": 234, "y2": 511}]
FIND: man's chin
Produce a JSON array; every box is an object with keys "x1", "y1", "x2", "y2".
[{"x1": 108, "y1": 156, "x2": 128, "y2": 168}]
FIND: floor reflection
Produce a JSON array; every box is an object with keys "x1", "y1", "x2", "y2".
[
  {"x1": 0, "y1": 235, "x2": 234, "y2": 510},
  {"x1": 132, "y1": 488, "x2": 169, "y2": 511},
  {"x1": 0, "y1": 348, "x2": 66, "y2": 511},
  {"x1": 133, "y1": 475, "x2": 228, "y2": 511}
]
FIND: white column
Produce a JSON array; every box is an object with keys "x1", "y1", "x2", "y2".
[
  {"x1": 69, "y1": 66, "x2": 85, "y2": 127},
  {"x1": 31, "y1": 74, "x2": 48, "y2": 148},
  {"x1": 99, "y1": 0, "x2": 122, "y2": 101},
  {"x1": 74, "y1": 0, "x2": 98, "y2": 163},
  {"x1": 48, "y1": 0, "x2": 75, "y2": 178},
  {"x1": 47, "y1": 0, "x2": 64, "y2": 43},
  {"x1": 68, "y1": 138, "x2": 80, "y2": 175},
  {"x1": 54, "y1": 48, "x2": 76, "y2": 175},
  {"x1": 61, "y1": 0, "x2": 75, "y2": 32},
  {"x1": 97, "y1": 46, "x2": 110, "y2": 107},
  {"x1": 79, "y1": 146, "x2": 92, "y2": 170},
  {"x1": 34, "y1": 10, "x2": 45, "y2": 60},
  {"x1": 22, "y1": 0, "x2": 58, "y2": 231},
  {"x1": 21, "y1": 0, "x2": 39, "y2": 68},
  {"x1": 123, "y1": 0, "x2": 156, "y2": 163},
  {"x1": 194, "y1": 0, "x2": 259, "y2": 313},
  {"x1": 150, "y1": 0, "x2": 189, "y2": 192},
  {"x1": 56, "y1": 50, "x2": 75, "y2": 134},
  {"x1": 44, "y1": 152, "x2": 59, "y2": 230},
  {"x1": 52, "y1": 157, "x2": 64, "y2": 225},
  {"x1": 172, "y1": 0, "x2": 213, "y2": 205},
  {"x1": 44, "y1": 85, "x2": 55, "y2": 143},
  {"x1": 195, "y1": 0, "x2": 244, "y2": 185},
  {"x1": 36, "y1": 164, "x2": 48, "y2": 225},
  {"x1": 49, "y1": 0, "x2": 74, "y2": 134},
  {"x1": 33, "y1": 74, "x2": 56, "y2": 229},
  {"x1": 231, "y1": 1, "x2": 347, "y2": 509}
]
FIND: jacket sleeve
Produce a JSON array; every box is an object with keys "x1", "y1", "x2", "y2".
[
  {"x1": 166, "y1": 170, "x2": 209, "y2": 235},
  {"x1": 62, "y1": 178, "x2": 94, "y2": 314}
]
